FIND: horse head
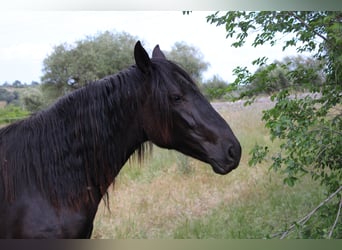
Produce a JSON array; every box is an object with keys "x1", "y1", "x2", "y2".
[{"x1": 134, "y1": 41, "x2": 241, "y2": 175}]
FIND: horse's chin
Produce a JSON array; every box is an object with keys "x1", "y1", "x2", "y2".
[{"x1": 210, "y1": 161, "x2": 238, "y2": 175}]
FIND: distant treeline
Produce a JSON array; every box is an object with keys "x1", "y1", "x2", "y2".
[{"x1": 1, "y1": 80, "x2": 40, "y2": 87}]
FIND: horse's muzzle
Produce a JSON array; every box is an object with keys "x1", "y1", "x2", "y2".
[{"x1": 210, "y1": 143, "x2": 242, "y2": 175}]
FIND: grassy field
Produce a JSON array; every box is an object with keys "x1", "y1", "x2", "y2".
[{"x1": 91, "y1": 98, "x2": 325, "y2": 239}]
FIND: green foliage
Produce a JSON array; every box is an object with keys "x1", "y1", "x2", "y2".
[
  {"x1": 41, "y1": 31, "x2": 138, "y2": 102},
  {"x1": 208, "y1": 11, "x2": 342, "y2": 238},
  {"x1": 241, "y1": 55, "x2": 325, "y2": 98},
  {"x1": 0, "y1": 85, "x2": 45, "y2": 113},
  {"x1": 11, "y1": 80, "x2": 25, "y2": 88},
  {"x1": 0, "y1": 105, "x2": 30, "y2": 125},
  {"x1": 263, "y1": 91, "x2": 341, "y2": 191},
  {"x1": 0, "y1": 88, "x2": 19, "y2": 104},
  {"x1": 201, "y1": 75, "x2": 230, "y2": 101},
  {"x1": 21, "y1": 86, "x2": 45, "y2": 112},
  {"x1": 167, "y1": 41, "x2": 209, "y2": 83}
]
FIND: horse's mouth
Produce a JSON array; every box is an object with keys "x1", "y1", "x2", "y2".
[{"x1": 210, "y1": 160, "x2": 239, "y2": 175}]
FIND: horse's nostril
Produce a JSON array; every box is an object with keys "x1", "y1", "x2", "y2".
[
  {"x1": 228, "y1": 146, "x2": 235, "y2": 159},
  {"x1": 227, "y1": 144, "x2": 242, "y2": 162}
]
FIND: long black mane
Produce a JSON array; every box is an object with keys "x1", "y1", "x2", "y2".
[{"x1": 0, "y1": 65, "x2": 149, "y2": 208}]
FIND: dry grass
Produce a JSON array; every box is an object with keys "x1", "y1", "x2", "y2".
[
  {"x1": 0, "y1": 101, "x2": 6, "y2": 108},
  {"x1": 92, "y1": 99, "x2": 277, "y2": 239},
  {"x1": 93, "y1": 163, "x2": 262, "y2": 238}
]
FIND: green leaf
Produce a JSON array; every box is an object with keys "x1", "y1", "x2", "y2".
[{"x1": 283, "y1": 176, "x2": 298, "y2": 187}]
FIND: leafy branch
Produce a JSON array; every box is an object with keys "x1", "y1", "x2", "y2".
[
  {"x1": 287, "y1": 11, "x2": 329, "y2": 43},
  {"x1": 271, "y1": 185, "x2": 342, "y2": 239},
  {"x1": 329, "y1": 195, "x2": 342, "y2": 238},
  {"x1": 207, "y1": 11, "x2": 342, "y2": 238}
]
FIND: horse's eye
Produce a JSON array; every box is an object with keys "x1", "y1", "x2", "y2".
[{"x1": 170, "y1": 94, "x2": 183, "y2": 103}]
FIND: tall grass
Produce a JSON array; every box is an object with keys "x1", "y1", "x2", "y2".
[
  {"x1": 173, "y1": 173, "x2": 325, "y2": 239},
  {"x1": 92, "y1": 99, "x2": 325, "y2": 238}
]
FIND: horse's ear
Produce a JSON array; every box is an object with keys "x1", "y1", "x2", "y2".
[
  {"x1": 134, "y1": 41, "x2": 151, "y2": 74},
  {"x1": 152, "y1": 45, "x2": 166, "y2": 59}
]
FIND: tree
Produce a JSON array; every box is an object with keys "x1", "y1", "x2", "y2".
[
  {"x1": 202, "y1": 75, "x2": 230, "y2": 100},
  {"x1": 30, "y1": 81, "x2": 40, "y2": 86},
  {"x1": 41, "y1": 31, "x2": 138, "y2": 101},
  {"x1": 243, "y1": 55, "x2": 325, "y2": 97},
  {"x1": 22, "y1": 87, "x2": 44, "y2": 112},
  {"x1": 207, "y1": 11, "x2": 341, "y2": 238},
  {"x1": 12, "y1": 80, "x2": 23, "y2": 88},
  {"x1": 167, "y1": 41, "x2": 209, "y2": 83},
  {"x1": 41, "y1": 35, "x2": 210, "y2": 104},
  {"x1": 0, "y1": 88, "x2": 19, "y2": 104}
]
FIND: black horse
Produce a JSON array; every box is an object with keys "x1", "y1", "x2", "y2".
[{"x1": 0, "y1": 41, "x2": 241, "y2": 238}]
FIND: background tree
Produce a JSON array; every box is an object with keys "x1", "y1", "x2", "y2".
[
  {"x1": 41, "y1": 34, "x2": 209, "y2": 105},
  {"x1": 21, "y1": 87, "x2": 44, "y2": 112},
  {"x1": 12, "y1": 80, "x2": 24, "y2": 88},
  {"x1": 207, "y1": 11, "x2": 341, "y2": 238},
  {"x1": 0, "y1": 88, "x2": 19, "y2": 105},
  {"x1": 201, "y1": 75, "x2": 229, "y2": 100},
  {"x1": 243, "y1": 55, "x2": 325, "y2": 97},
  {"x1": 167, "y1": 41, "x2": 209, "y2": 83},
  {"x1": 41, "y1": 31, "x2": 138, "y2": 102}
]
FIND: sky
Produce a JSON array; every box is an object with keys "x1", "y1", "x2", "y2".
[{"x1": 0, "y1": 11, "x2": 303, "y2": 84}]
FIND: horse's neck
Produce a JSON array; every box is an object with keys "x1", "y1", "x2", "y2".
[{"x1": 61, "y1": 71, "x2": 147, "y2": 191}]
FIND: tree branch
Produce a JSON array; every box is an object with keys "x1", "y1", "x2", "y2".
[
  {"x1": 271, "y1": 185, "x2": 342, "y2": 239},
  {"x1": 287, "y1": 11, "x2": 329, "y2": 43},
  {"x1": 328, "y1": 195, "x2": 342, "y2": 238}
]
